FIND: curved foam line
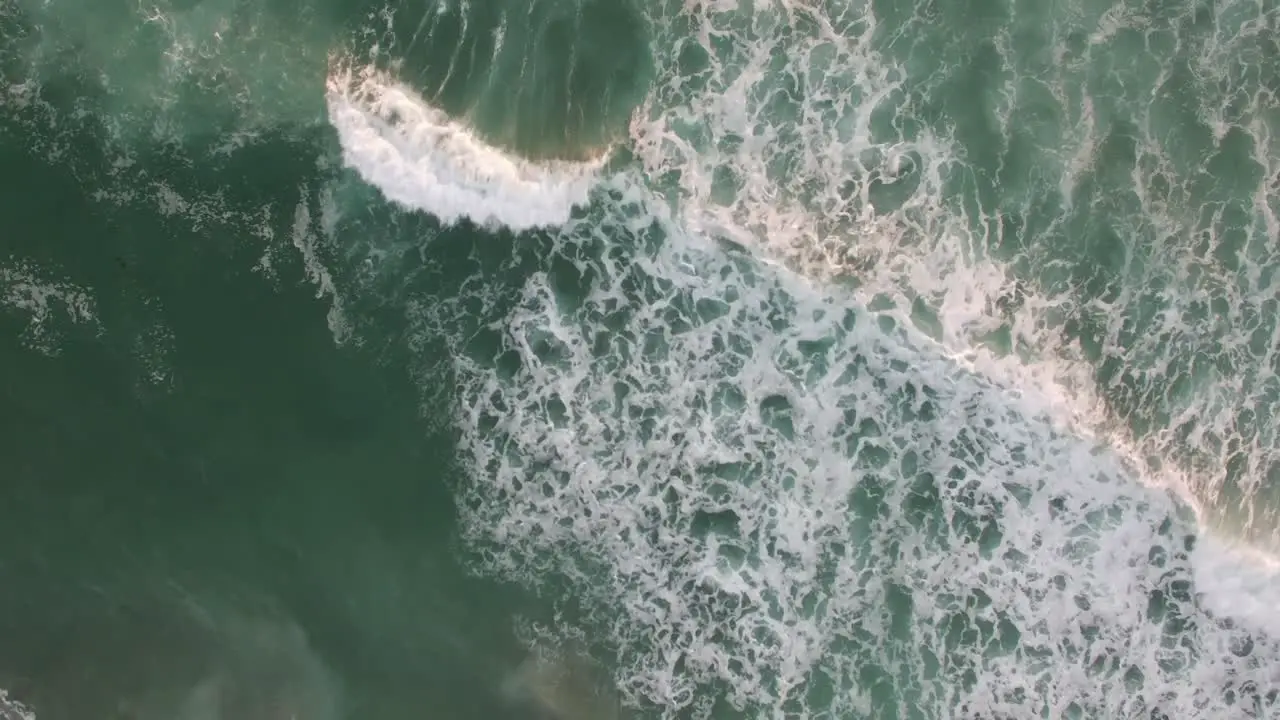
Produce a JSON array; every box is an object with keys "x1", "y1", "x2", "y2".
[{"x1": 325, "y1": 62, "x2": 607, "y2": 231}]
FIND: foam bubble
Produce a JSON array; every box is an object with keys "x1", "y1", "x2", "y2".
[
  {"x1": 1193, "y1": 538, "x2": 1280, "y2": 640},
  {"x1": 0, "y1": 691, "x2": 34, "y2": 720},
  {"x1": 0, "y1": 259, "x2": 100, "y2": 355},
  {"x1": 625, "y1": 0, "x2": 1280, "y2": 553},
  {"x1": 325, "y1": 62, "x2": 607, "y2": 231},
  {"x1": 302, "y1": 0, "x2": 1280, "y2": 715},
  {"x1": 398, "y1": 174, "x2": 1279, "y2": 719}
]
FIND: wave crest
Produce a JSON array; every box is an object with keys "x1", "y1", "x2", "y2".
[{"x1": 325, "y1": 61, "x2": 608, "y2": 231}]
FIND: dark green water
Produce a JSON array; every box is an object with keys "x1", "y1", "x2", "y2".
[
  {"x1": 0, "y1": 123, "x2": 553, "y2": 717},
  {"x1": 2, "y1": 0, "x2": 1280, "y2": 718}
]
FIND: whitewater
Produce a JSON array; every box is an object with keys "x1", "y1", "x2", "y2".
[
  {"x1": 2, "y1": 0, "x2": 1279, "y2": 717},
  {"x1": 319, "y1": 0, "x2": 1280, "y2": 716}
]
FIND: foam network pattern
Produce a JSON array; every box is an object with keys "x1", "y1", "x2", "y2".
[
  {"x1": 629, "y1": 0, "x2": 1280, "y2": 548},
  {"x1": 422, "y1": 178, "x2": 1279, "y2": 720},
  {"x1": 0, "y1": 261, "x2": 102, "y2": 356}
]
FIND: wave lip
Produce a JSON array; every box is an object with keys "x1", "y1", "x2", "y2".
[{"x1": 325, "y1": 62, "x2": 608, "y2": 232}]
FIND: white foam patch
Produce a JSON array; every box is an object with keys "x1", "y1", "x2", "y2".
[
  {"x1": 218, "y1": 0, "x2": 1280, "y2": 715},
  {"x1": 410, "y1": 175, "x2": 1279, "y2": 719},
  {"x1": 0, "y1": 690, "x2": 34, "y2": 720},
  {"x1": 0, "y1": 259, "x2": 100, "y2": 355},
  {"x1": 325, "y1": 62, "x2": 606, "y2": 232},
  {"x1": 628, "y1": 0, "x2": 1098, "y2": 431},
  {"x1": 626, "y1": 0, "x2": 1280, "y2": 553},
  {"x1": 1193, "y1": 538, "x2": 1280, "y2": 640}
]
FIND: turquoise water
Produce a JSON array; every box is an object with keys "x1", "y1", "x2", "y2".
[{"x1": 2, "y1": 0, "x2": 1280, "y2": 718}]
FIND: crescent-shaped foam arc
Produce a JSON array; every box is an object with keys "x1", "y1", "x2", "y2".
[{"x1": 325, "y1": 62, "x2": 608, "y2": 232}]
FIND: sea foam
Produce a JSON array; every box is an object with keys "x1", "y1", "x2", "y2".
[{"x1": 326, "y1": 63, "x2": 607, "y2": 232}]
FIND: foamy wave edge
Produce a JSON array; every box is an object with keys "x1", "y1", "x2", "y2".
[
  {"x1": 325, "y1": 61, "x2": 607, "y2": 232},
  {"x1": 0, "y1": 690, "x2": 34, "y2": 720}
]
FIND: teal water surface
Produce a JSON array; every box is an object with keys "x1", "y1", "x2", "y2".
[{"x1": 2, "y1": 0, "x2": 1279, "y2": 718}]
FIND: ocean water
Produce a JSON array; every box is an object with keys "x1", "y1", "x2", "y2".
[{"x1": 1, "y1": 0, "x2": 1279, "y2": 717}]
